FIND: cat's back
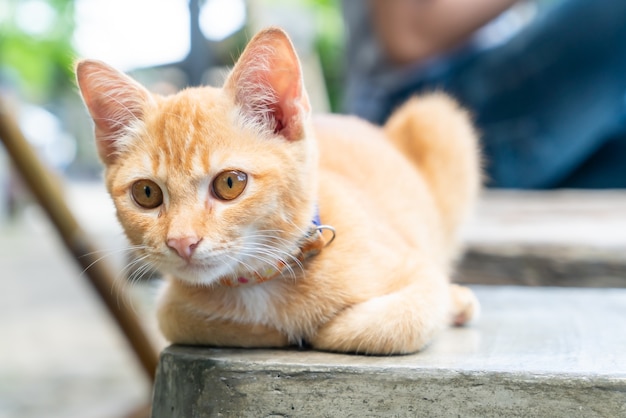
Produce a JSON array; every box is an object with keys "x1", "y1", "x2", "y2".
[
  {"x1": 313, "y1": 113, "x2": 414, "y2": 181},
  {"x1": 312, "y1": 113, "x2": 430, "y2": 196}
]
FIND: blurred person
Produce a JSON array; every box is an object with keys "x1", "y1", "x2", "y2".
[{"x1": 342, "y1": 0, "x2": 626, "y2": 188}]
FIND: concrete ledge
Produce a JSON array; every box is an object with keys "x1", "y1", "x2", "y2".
[
  {"x1": 458, "y1": 245, "x2": 626, "y2": 287},
  {"x1": 458, "y1": 191, "x2": 626, "y2": 287},
  {"x1": 152, "y1": 286, "x2": 626, "y2": 417}
]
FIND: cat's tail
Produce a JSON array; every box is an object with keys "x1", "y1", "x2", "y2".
[{"x1": 384, "y1": 93, "x2": 481, "y2": 250}]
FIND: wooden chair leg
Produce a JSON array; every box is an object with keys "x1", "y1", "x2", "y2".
[{"x1": 0, "y1": 99, "x2": 159, "y2": 383}]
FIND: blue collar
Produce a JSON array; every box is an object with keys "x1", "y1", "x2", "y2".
[{"x1": 312, "y1": 205, "x2": 321, "y2": 227}]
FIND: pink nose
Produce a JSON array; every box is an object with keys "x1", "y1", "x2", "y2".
[{"x1": 167, "y1": 236, "x2": 201, "y2": 260}]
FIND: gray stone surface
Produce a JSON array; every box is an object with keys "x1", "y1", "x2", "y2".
[
  {"x1": 152, "y1": 286, "x2": 626, "y2": 418},
  {"x1": 459, "y1": 190, "x2": 626, "y2": 287}
]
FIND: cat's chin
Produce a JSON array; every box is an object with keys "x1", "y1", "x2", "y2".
[{"x1": 165, "y1": 261, "x2": 234, "y2": 287}]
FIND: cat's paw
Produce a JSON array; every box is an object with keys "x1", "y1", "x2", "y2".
[
  {"x1": 311, "y1": 287, "x2": 448, "y2": 355},
  {"x1": 449, "y1": 284, "x2": 480, "y2": 326}
]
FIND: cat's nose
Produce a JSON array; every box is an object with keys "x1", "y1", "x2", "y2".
[{"x1": 167, "y1": 236, "x2": 202, "y2": 260}]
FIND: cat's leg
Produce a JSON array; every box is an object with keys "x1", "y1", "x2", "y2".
[
  {"x1": 449, "y1": 283, "x2": 480, "y2": 326},
  {"x1": 310, "y1": 278, "x2": 453, "y2": 355},
  {"x1": 157, "y1": 298, "x2": 289, "y2": 348}
]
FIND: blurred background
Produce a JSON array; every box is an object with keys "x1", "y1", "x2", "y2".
[{"x1": 1, "y1": 0, "x2": 625, "y2": 416}]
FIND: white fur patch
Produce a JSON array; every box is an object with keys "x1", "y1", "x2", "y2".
[{"x1": 236, "y1": 281, "x2": 286, "y2": 322}]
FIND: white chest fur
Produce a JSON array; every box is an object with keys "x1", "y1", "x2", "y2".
[
  {"x1": 230, "y1": 280, "x2": 314, "y2": 344},
  {"x1": 218, "y1": 280, "x2": 293, "y2": 328}
]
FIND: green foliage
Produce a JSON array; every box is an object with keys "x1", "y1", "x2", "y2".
[
  {"x1": 307, "y1": 0, "x2": 345, "y2": 112},
  {"x1": 0, "y1": 0, "x2": 76, "y2": 103},
  {"x1": 257, "y1": 0, "x2": 345, "y2": 112}
]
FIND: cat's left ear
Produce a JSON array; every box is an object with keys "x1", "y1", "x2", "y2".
[
  {"x1": 224, "y1": 27, "x2": 311, "y2": 141},
  {"x1": 76, "y1": 59, "x2": 153, "y2": 164}
]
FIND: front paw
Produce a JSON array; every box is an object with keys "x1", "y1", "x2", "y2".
[
  {"x1": 449, "y1": 284, "x2": 480, "y2": 326},
  {"x1": 311, "y1": 291, "x2": 447, "y2": 355}
]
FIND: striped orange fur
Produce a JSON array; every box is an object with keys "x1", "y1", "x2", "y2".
[{"x1": 76, "y1": 27, "x2": 481, "y2": 354}]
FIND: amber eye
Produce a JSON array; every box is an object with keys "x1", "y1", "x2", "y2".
[
  {"x1": 212, "y1": 170, "x2": 247, "y2": 201},
  {"x1": 131, "y1": 180, "x2": 163, "y2": 209}
]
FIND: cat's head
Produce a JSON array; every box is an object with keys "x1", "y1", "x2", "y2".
[{"x1": 76, "y1": 27, "x2": 318, "y2": 286}]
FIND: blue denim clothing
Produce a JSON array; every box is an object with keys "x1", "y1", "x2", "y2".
[{"x1": 343, "y1": 0, "x2": 626, "y2": 188}]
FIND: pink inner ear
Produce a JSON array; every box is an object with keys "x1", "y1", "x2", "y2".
[
  {"x1": 272, "y1": 104, "x2": 285, "y2": 135},
  {"x1": 225, "y1": 28, "x2": 310, "y2": 141},
  {"x1": 76, "y1": 60, "x2": 151, "y2": 163},
  {"x1": 94, "y1": 132, "x2": 118, "y2": 162}
]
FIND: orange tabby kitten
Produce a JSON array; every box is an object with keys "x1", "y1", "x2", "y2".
[{"x1": 76, "y1": 27, "x2": 480, "y2": 354}]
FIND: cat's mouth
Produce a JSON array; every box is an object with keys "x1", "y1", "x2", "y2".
[
  {"x1": 162, "y1": 250, "x2": 245, "y2": 285},
  {"x1": 176, "y1": 255, "x2": 230, "y2": 272},
  {"x1": 165, "y1": 259, "x2": 230, "y2": 285}
]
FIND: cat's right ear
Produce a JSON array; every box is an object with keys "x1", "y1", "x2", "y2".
[
  {"x1": 224, "y1": 27, "x2": 311, "y2": 141},
  {"x1": 76, "y1": 60, "x2": 152, "y2": 164}
]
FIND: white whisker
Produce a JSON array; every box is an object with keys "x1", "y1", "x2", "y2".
[{"x1": 79, "y1": 244, "x2": 147, "y2": 275}]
